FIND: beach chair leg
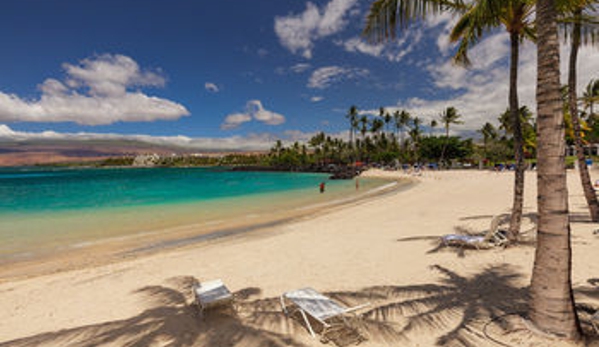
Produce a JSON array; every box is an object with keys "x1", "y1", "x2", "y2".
[
  {"x1": 299, "y1": 309, "x2": 316, "y2": 338},
  {"x1": 280, "y1": 296, "x2": 288, "y2": 315}
]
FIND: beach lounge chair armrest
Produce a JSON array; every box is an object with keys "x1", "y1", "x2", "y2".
[{"x1": 343, "y1": 303, "x2": 371, "y2": 315}]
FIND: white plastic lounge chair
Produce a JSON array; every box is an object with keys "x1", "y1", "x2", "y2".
[
  {"x1": 441, "y1": 215, "x2": 508, "y2": 249},
  {"x1": 192, "y1": 279, "x2": 234, "y2": 316},
  {"x1": 280, "y1": 287, "x2": 369, "y2": 338}
]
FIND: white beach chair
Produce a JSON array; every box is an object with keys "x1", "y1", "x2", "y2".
[
  {"x1": 441, "y1": 215, "x2": 508, "y2": 249},
  {"x1": 280, "y1": 287, "x2": 369, "y2": 339},
  {"x1": 192, "y1": 279, "x2": 234, "y2": 316}
]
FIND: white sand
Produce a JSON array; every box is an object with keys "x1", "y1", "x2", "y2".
[{"x1": 1, "y1": 169, "x2": 597, "y2": 346}]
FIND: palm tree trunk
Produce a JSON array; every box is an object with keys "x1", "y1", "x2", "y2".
[
  {"x1": 440, "y1": 127, "x2": 449, "y2": 166},
  {"x1": 569, "y1": 8, "x2": 599, "y2": 222},
  {"x1": 529, "y1": 0, "x2": 581, "y2": 339},
  {"x1": 508, "y1": 32, "x2": 525, "y2": 241}
]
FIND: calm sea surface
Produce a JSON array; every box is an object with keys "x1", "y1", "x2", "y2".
[{"x1": 0, "y1": 167, "x2": 394, "y2": 267}]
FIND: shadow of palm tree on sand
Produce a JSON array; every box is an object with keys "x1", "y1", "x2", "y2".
[
  {"x1": 328, "y1": 264, "x2": 529, "y2": 346},
  {"x1": 7, "y1": 267, "x2": 595, "y2": 347},
  {"x1": 2, "y1": 276, "x2": 307, "y2": 347}
]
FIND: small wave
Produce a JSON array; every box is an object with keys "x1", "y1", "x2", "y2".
[{"x1": 294, "y1": 181, "x2": 400, "y2": 212}]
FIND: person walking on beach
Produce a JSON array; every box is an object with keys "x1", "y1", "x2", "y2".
[
  {"x1": 319, "y1": 182, "x2": 326, "y2": 193},
  {"x1": 355, "y1": 177, "x2": 359, "y2": 190}
]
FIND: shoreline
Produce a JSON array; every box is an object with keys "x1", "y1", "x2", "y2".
[
  {"x1": 0, "y1": 175, "x2": 409, "y2": 283},
  {"x1": 1, "y1": 169, "x2": 597, "y2": 346}
]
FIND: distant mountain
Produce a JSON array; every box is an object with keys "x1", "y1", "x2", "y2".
[
  {"x1": 0, "y1": 125, "x2": 274, "y2": 166},
  {"x1": 0, "y1": 138, "x2": 197, "y2": 166}
]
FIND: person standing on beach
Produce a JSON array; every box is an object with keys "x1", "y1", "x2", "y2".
[
  {"x1": 319, "y1": 182, "x2": 325, "y2": 193},
  {"x1": 355, "y1": 177, "x2": 359, "y2": 190}
]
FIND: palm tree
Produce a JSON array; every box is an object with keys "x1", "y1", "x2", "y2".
[
  {"x1": 363, "y1": 0, "x2": 534, "y2": 238},
  {"x1": 371, "y1": 118, "x2": 385, "y2": 136},
  {"x1": 449, "y1": 0, "x2": 535, "y2": 240},
  {"x1": 409, "y1": 116, "x2": 423, "y2": 161},
  {"x1": 359, "y1": 115, "x2": 370, "y2": 140},
  {"x1": 271, "y1": 140, "x2": 283, "y2": 160},
  {"x1": 529, "y1": 0, "x2": 581, "y2": 339},
  {"x1": 479, "y1": 122, "x2": 498, "y2": 158},
  {"x1": 439, "y1": 106, "x2": 462, "y2": 165},
  {"x1": 499, "y1": 106, "x2": 537, "y2": 156},
  {"x1": 430, "y1": 119, "x2": 438, "y2": 136},
  {"x1": 562, "y1": 2, "x2": 599, "y2": 221},
  {"x1": 384, "y1": 111, "x2": 393, "y2": 134},
  {"x1": 346, "y1": 106, "x2": 359, "y2": 147},
  {"x1": 397, "y1": 110, "x2": 412, "y2": 144}
]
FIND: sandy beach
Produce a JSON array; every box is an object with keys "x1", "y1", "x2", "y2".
[{"x1": 1, "y1": 169, "x2": 598, "y2": 346}]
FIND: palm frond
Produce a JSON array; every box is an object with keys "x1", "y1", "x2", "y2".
[
  {"x1": 450, "y1": 9, "x2": 479, "y2": 66},
  {"x1": 559, "y1": 9, "x2": 599, "y2": 45},
  {"x1": 363, "y1": 0, "x2": 451, "y2": 43}
]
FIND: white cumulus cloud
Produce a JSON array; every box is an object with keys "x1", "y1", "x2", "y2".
[
  {"x1": 221, "y1": 100, "x2": 286, "y2": 130},
  {"x1": 340, "y1": 30, "x2": 423, "y2": 63},
  {"x1": 0, "y1": 54, "x2": 189, "y2": 125},
  {"x1": 221, "y1": 113, "x2": 252, "y2": 130},
  {"x1": 274, "y1": 0, "x2": 359, "y2": 59},
  {"x1": 308, "y1": 66, "x2": 369, "y2": 89}
]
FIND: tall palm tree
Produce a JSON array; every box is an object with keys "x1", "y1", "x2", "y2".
[
  {"x1": 359, "y1": 115, "x2": 370, "y2": 140},
  {"x1": 409, "y1": 116, "x2": 423, "y2": 161},
  {"x1": 346, "y1": 105, "x2": 359, "y2": 148},
  {"x1": 529, "y1": 0, "x2": 581, "y2": 339},
  {"x1": 439, "y1": 106, "x2": 463, "y2": 165},
  {"x1": 364, "y1": 0, "x2": 534, "y2": 238},
  {"x1": 397, "y1": 110, "x2": 412, "y2": 144},
  {"x1": 562, "y1": 2, "x2": 599, "y2": 221},
  {"x1": 450, "y1": 0, "x2": 535, "y2": 240},
  {"x1": 384, "y1": 110, "x2": 393, "y2": 134}
]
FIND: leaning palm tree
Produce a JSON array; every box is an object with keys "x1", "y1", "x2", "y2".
[
  {"x1": 450, "y1": 0, "x2": 535, "y2": 241},
  {"x1": 529, "y1": 0, "x2": 582, "y2": 339},
  {"x1": 561, "y1": 1, "x2": 599, "y2": 221},
  {"x1": 439, "y1": 106, "x2": 463, "y2": 165}
]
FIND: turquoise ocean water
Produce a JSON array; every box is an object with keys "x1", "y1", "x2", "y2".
[{"x1": 0, "y1": 167, "x2": 393, "y2": 268}]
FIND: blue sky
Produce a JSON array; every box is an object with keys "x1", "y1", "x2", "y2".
[{"x1": 0, "y1": 0, "x2": 598, "y2": 150}]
